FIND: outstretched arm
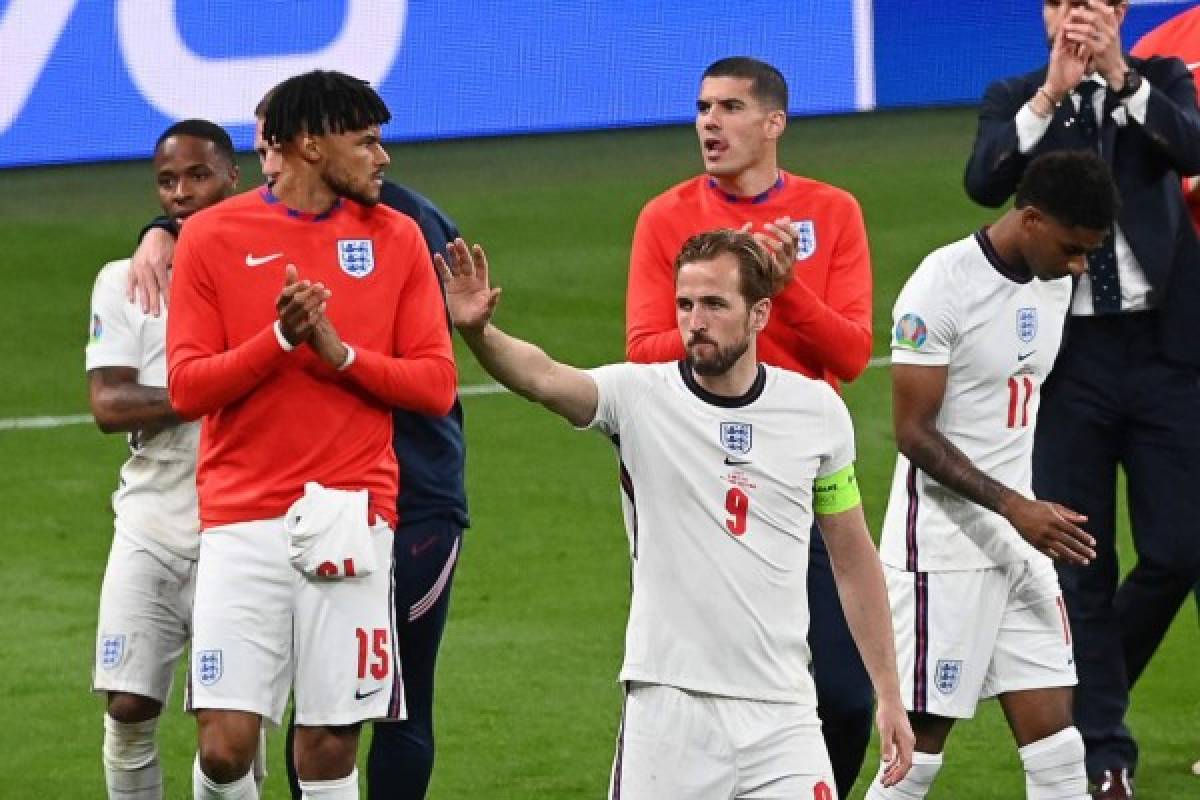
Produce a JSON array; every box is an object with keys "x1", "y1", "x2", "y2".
[
  {"x1": 438, "y1": 239, "x2": 598, "y2": 427},
  {"x1": 817, "y1": 504, "x2": 914, "y2": 788},
  {"x1": 892, "y1": 363, "x2": 1095, "y2": 564}
]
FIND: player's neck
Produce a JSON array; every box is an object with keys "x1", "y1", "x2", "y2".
[
  {"x1": 980, "y1": 215, "x2": 1033, "y2": 281},
  {"x1": 709, "y1": 161, "x2": 780, "y2": 199},
  {"x1": 270, "y1": 170, "x2": 339, "y2": 214},
  {"x1": 694, "y1": 356, "x2": 761, "y2": 398}
]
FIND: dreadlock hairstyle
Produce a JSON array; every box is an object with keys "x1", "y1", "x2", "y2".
[{"x1": 261, "y1": 70, "x2": 391, "y2": 146}]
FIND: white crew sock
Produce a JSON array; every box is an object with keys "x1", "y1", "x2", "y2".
[
  {"x1": 103, "y1": 713, "x2": 162, "y2": 800},
  {"x1": 865, "y1": 750, "x2": 944, "y2": 799},
  {"x1": 299, "y1": 767, "x2": 359, "y2": 799},
  {"x1": 193, "y1": 754, "x2": 258, "y2": 800},
  {"x1": 1018, "y1": 726, "x2": 1089, "y2": 800}
]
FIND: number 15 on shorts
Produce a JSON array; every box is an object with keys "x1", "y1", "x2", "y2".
[{"x1": 356, "y1": 627, "x2": 390, "y2": 680}]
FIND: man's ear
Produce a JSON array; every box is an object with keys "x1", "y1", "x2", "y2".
[
  {"x1": 299, "y1": 134, "x2": 322, "y2": 164},
  {"x1": 751, "y1": 297, "x2": 771, "y2": 333},
  {"x1": 764, "y1": 109, "x2": 787, "y2": 142}
]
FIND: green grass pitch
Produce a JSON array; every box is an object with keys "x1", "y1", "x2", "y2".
[{"x1": 0, "y1": 107, "x2": 1196, "y2": 798}]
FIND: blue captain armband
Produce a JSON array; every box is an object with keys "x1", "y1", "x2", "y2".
[{"x1": 813, "y1": 463, "x2": 861, "y2": 515}]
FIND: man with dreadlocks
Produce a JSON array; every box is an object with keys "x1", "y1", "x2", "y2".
[{"x1": 166, "y1": 70, "x2": 457, "y2": 800}]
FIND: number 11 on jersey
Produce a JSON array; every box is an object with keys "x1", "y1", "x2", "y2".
[{"x1": 1006, "y1": 375, "x2": 1036, "y2": 428}]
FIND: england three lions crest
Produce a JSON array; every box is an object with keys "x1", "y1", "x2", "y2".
[
  {"x1": 1016, "y1": 307, "x2": 1037, "y2": 343},
  {"x1": 792, "y1": 219, "x2": 817, "y2": 261},
  {"x1": 99, "y1": 634, "x2": 125, "y2": 670},
  {"x1": 338, "y1": 239, "x2": 375, "y2": 278},
  {"x1": 197, "y1": 649, "x2": 223, "y2": 686},
  {"x1": 720, "y1": 422, "x2": 753, "y2": 455},
  {"x1": 935, "y1": 659, "x2": 962, "y2": 695}
]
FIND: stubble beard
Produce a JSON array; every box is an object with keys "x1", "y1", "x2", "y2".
[{"x1": 687, "y1": 337, "x2": 750, "y2": 377}]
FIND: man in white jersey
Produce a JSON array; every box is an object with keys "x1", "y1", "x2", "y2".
[
  {"x1": 438, "y1": 229, "x2": 914, "y2": 799},
  {"x1": 87, "y1": 120, "x2": 238, "y2": 799},
  {"x1": 866, "y1": 152, "x2": 1117, "y2": 800}
]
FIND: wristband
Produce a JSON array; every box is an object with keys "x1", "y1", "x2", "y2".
[
  {"x1": 1036, "y1": 86, "x2": 1062, "y2": 110},
  {"x1": 273, "y1": 320, "x2": 296, "y2": 352},
  {"x1": 337, "y1": 344, "x2": 356, "y2": 371}
]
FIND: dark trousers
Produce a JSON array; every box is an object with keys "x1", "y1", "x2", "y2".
[
  {"x1": 1033, "y1": 313, "x2": 1200, "y2": 779},
  {"x1": 810, "y1": 525, "x2": 875, "y2": 797},
  {"x1": 286, "y1": 519, "x2": 464, "y2": 799}
]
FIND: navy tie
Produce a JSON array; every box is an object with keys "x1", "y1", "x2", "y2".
[{"x1": 1077, "y1": 80, "x2": 1121, "y2": 313}]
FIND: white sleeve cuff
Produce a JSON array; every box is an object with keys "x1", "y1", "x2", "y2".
[
  {"x1": 273, "y1": 320, "x2": 296, "y2": 352},
  {"x1": 1120, "y1": 76, "x2": 1151, "y2": 125},
  {"x1": 1016, "y1": 103, "x2": 1053, "y2": 154},
  {"x1": 337, "y1": 344, "x2": 356, "y2": 371}
]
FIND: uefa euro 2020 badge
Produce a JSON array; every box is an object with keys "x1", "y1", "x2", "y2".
[
  {"x1": 894, "y1": 313, "x2": 927, "y2": 350},
  {"x1": 337, "y1": 239, "x2": 375, "y2": 278}
]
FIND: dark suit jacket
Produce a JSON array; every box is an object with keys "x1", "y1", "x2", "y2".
[{"x1": 965, "y1": 55, "x2": 1200, "y2": 366}]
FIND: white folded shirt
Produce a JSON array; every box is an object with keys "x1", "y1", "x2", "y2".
[{"x1": 284, "y1": 482, "x2": 376, "y2": 579}]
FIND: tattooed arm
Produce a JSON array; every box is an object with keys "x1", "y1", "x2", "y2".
[{"x1": 891, "y1": 363, "x2": 1095, "y2": 564}]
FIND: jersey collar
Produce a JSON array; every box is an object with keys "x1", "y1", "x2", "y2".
[
  {"x1": 259, "y1": 186, "x2": 343, "y2": 222},
  {"x1": 975, "y1": 228, "x2": 1032, "y2": 284},
  {"x1": 706, "y1": 173, "x2": 785, "y2": 204},
  {"x1": 677, "y1": 360, "x2": 767, "y2": 408}
]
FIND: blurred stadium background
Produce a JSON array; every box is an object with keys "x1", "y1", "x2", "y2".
[{"x1": 1, "y1": 1, "x2": 1196, "y2": 797}]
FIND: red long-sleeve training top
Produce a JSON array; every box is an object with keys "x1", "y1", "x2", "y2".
[
  {"x1": 167, "y1": 188, "x2": 456, "y2": 530},
  {"x1": 626, "y1": 172, "x2": 873, "y2": 390}
]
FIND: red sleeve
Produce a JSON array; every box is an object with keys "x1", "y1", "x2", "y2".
[
  {"x1": 341, "y1": 231, "x2": 456, "y2": 416},
  {"x1": 625, "y1": 205, "x2": 685, "y2": 363},
  {"x1": 166, "y1": 227, "x2": 290, "y2": 420},
  {"x1": 768, "y1": 198, "x2": 873, "y2": 382}
]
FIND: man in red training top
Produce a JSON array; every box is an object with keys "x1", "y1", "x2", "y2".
[
  {"x1": 624, "y1": 56, "x2": 875, "y2": 798},
  {"x1": 166, "y1": 70, "x2": 455, "y2": 800},
  {"x1": 1132, "y1": 5, "x2": 1200, "y2": 233}
]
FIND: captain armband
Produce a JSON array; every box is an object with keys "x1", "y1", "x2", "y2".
[{"x1": 813, "y1": 463, "x2": 861, "y2": 515}]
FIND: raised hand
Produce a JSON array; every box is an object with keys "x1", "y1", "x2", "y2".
[
  {"x1": 1005, "y1": 495, "x2": 1095, "y2": 565},
  {"x1": 275, "y1": 264, "x2": 330, "y2": 346},
  {"x1": 1045, "y1": 22, "x2": 1089, "y2": 100},
  {"x1": 435, "y1": 238, "x2": 502, "y2": 333}
]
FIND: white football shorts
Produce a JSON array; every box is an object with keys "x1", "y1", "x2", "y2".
[
  {"x1": 609, "y1": 682, "x2": 837, "y2": 800},
  {"x1": 187, "y1": 516, "x2": 401, "y2": 727},
  {"x1": 886, "y1": 557, "x2": 1076, "y2": 719},
  {"x1": 93, "y1": 528, "x2": 196, "y2": 703}
]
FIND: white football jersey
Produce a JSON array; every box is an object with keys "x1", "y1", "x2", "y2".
[
  {"x1": 86, "y1": 259, "x2": 200, "y2": 560},
  {"x1": 588, "y1": 361, "x2": 856, "y2": 704},
  {"x1": 880, "y1": 231, "x2": 1072, "y2": 572}
]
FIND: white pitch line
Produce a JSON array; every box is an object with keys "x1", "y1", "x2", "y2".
[
  {"x1": 0, "y1": 413, "x2": 94, "y2": 430},
  {"x1": 1, "y1": 359, "x2": 896, "y2": 432}
]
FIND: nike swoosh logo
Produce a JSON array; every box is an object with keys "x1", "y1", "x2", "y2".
[
  {"x1": 245, "y1": 252, "x2": 282, "y2": 267},
  {"x1": 410, "y1": 535, "x2": 438, "y2": 558},
  {"x1": 724, "y1": 457, "x2": 752, "y2": 466},
  {"x1": 355, "y1": 687, "x2": 384, "y2": 700},
  {"x1": 1017, "y1": 351, "x2": 1036, "y2": 361}
]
